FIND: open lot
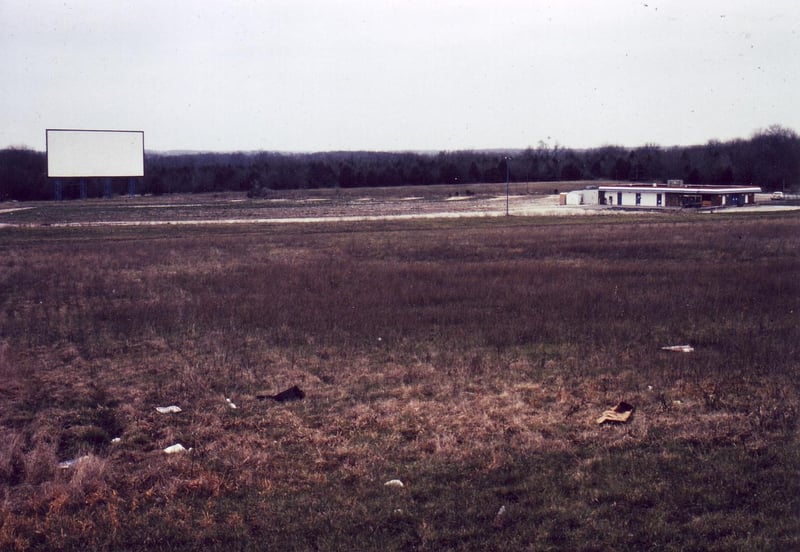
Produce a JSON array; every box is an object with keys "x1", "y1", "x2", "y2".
[
  {"x1": 1, "y1": 191, "x2": 799, "y2": 550},
  {"x1": 0, "y1": 182, "x2": 593, "y2": 227},
  {"x1": 2, "y1": 185, "x2": 796, "y2": 229}
]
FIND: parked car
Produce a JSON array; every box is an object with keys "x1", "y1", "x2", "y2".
[{"x1": 771, "y1": 191, "x2": 785, "y2": 200}]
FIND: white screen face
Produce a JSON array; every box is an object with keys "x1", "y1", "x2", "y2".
[{"x1": 47, "y1": 130, "x2": 144, "y2": 177}]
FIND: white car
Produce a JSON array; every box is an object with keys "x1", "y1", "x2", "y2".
[{"x1": 771, "y1": 191, "x2": 785, "y2": 200}]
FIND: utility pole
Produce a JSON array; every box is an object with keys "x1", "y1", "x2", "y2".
[{"x1": 505, "y1": 156, "x2": 511, "y2": 216}]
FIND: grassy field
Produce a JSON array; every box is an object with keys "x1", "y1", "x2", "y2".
[
  {"x1": 0, "y1": 181, "x2": 591, "y2": 226},
  {"x1": 1, "y1": 202, "x2": 799, "y2": 550}
]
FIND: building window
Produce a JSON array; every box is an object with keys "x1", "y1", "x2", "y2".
[
  {"x1": 657, "y1": 193, "x2": 662, "y2": 206},
  {"x1": 635, "y1": 193, "x2": 641, "y2": 205}
]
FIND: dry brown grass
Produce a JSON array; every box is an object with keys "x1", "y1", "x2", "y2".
[{"x1": 0, "y1": 208, "x2": 799, "y2": 550}]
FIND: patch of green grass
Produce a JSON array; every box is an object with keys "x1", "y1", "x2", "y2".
[{"x1": 96, "y1": 442, "x2": 798, "y2": 552}]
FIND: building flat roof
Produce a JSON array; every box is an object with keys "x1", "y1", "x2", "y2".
[{"x1": 598, "y1": 185, "x2": 761, "y2": 194}]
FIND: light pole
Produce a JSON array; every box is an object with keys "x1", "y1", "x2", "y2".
[{"x1": 505, "y1": 156, "x2": 511, "y2": 216}]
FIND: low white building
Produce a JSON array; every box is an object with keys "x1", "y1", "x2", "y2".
[{"x1": 597, "y1": 184, "x2": 761, "y2": 208}]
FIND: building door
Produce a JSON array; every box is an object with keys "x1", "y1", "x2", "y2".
[{"x1": 617, "y1": 192, "x2": 622, "y2": 205}]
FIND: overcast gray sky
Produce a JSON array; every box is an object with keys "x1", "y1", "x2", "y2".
[{"x1": 2, "y1": 0, "x2": 798, "y2": 152}]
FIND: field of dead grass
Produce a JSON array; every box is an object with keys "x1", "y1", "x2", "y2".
[
  {"x1": 0, "y1": 182, "x2": 594, "y2": 227},
  {"x1": 0, "y1": 206, "x2": 799, "y2": 550}
]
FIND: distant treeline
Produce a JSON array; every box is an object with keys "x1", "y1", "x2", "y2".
[{"x1": 2, "y1": 125, "x2": 798, "y2": 201}]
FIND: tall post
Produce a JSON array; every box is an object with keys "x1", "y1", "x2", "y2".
[
  {"x1": 505, "y1": 156, "x2": 510, "y2": 216},
  {"x1": 128, "y1": 178, "x2": 136, "y2": 197},
  {"x1": 54, "y1": 180, "x2": 62, "y2": 201}
]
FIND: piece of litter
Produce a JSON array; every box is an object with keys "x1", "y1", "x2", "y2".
[
  {"x1": 661, "y1": 345, "x2": 694, "y2": 353},
  {"x1": 493, "y1": 504, "x2": 508, "y2": 528},
  {"x1": 257, "y1": 385, "x2": 305, "y2": 402},
  {"x1": 156, "y1": 405, "x2": 182, "y2": 414},
  {"x1": 226, "y1": 398, "x2": 237, "y2": 409},
  {"x1": 163, "y1": 443, "x2": 190, "y2": 454},
  {"x1": 58, "y1": 456, "x2": 90, "y2": 469},
  {"x1": 596, "y1": 401, "x2": 635, "y2": 424},
  {"x1": 384, "y1": 479, "x2": 404, "y2": 488},
  {"x1": 272, "y1": 385, "x2": 304, "y2": 402},
  {"x1": 111, "y1": 437, "x2": 121, "y2": 444}
]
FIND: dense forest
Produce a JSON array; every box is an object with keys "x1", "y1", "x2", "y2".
[{"x1": 1, "y1": 125, "x2": 798, "y2": 201}]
